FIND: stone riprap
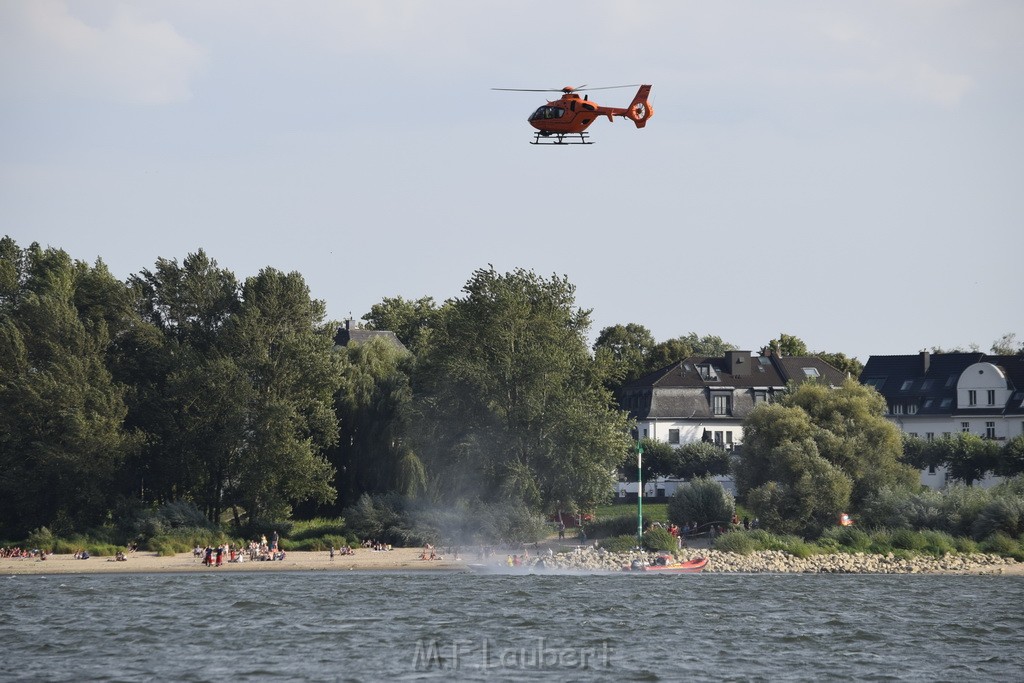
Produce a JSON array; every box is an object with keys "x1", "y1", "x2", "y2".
[{"x1": 507, "y1": 547, "x2": 1019, "y2": 574}]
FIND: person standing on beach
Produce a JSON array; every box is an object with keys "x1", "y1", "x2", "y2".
[
  {"x1": 271, "y1": 530, "x2": 279, "y2": 552},
  {"x1": 329, "y1": 545, "x2": 335, "y2": 561}
]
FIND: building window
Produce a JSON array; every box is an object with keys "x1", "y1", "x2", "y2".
[
  {"x1": 892, "y1": 404, "x2": 904, "y2": 415},
  {"x1": 941, "y1": 398, "x2": 952, "y2": 408},
  {"x1": 985, "y1": 422, "x2": 996, "y2": 439},
  {"x1": 712, "y1": 394, "x2": 732, "y2": 416},
  {"x1": 699, "y1": 364, "x2": 718, "y2": 381},
  {"x1": 753, "y1": 391, "x2": 767, "y2": 405},
  {"x1": 961, "y1": 422, "x2": 970, "y2": 433},
  {"x1": 926, "y1": 432, "x2": 934, "y2": 441},
  {"x1": 714, "y1": 431, "x2": 724, "y2": 447},
  {"x1": 968, "y1": 390, "x2": 977, "y2": 406},
  {"x1": 643, "y1": 428, "x2": 648, "y2": 438},
  {"x1": 668, "y1": 429, "x2": 680, "y2": 445},
  {"x1": 987, "y1": 390, "x2": 996, "y2": 406},
  {"x1": 907, "y1": 404, "x2": 918, "y2": 415},
  {"x1": 901, "y1": 380, "x2": 913, "y2": 390},
  {"x1": 908, "y1": 432, "x2": 918, "y2": 438},
  {"x1": 726, "y1": 431, "x2": 733, "y2": 446},
  {"x1": 928, "y1": 465, "x2": 937, "y2": 475}
]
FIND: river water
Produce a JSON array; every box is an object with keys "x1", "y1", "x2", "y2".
[{"x1": 4, "y1": 571, "x2": 1022, "y2": 681}]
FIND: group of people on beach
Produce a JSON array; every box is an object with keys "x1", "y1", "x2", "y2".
[
  {"x1": 361, "y1": 539, "x2": 393, "y2": 552},
  {"x1": 1, "y1": 546, "x2": 43, "y2": 559}
]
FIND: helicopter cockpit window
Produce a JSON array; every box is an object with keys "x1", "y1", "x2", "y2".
[{"x1": 529, "y1": 106, "x2": 565, "y2": 121}]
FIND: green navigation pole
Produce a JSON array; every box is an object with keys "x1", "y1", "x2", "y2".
[{"x1": 636, "y1": 439, "x2": 644, "y2": 544}]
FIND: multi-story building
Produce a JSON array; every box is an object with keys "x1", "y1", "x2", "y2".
[{"x1": 859, "y1": 351, "x2": 1024, "y2": 488}]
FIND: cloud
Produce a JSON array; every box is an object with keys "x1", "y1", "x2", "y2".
[{"x1": 0, "y1": 0, "x2": 206, "y2": 105}]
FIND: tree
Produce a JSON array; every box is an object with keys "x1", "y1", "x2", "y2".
[
  {"x1": 123, "y1": 254, "x2": 341, "y2": 524},
  {"x1": 664, "y1": 441, "x2": 732, "y2": 480},
  {"x1": 593, "y1": 323, "x2": 655, "y2": 391},
  {"x1": 415, "y1": 266, "x2": 632, "y2": 513},
  {"x1": 218, "y1": 267, "x2": 341, "y2": 523},
  {"x1": 328, "y1": 337, "x2": 424, "y2": 509},
  {"x1": 930, "y1": 433, "x2": 1002, "y2": 486},
  {"x1": 667, "y1": 478, "x2": 735, "y2": 528},
  {"x1": 646, "y1": 333, "x2": 735, "y2": 373},
  {"x1": 362, "y1": 295, "x2": 440, "y2": 356},
  {"x1": 999, "y1": 436, "x2": 1024, "y2": 478},
  {"x1": 0, "y1": 241, "x2": 136, "y2": 537},
  {"x1": 735, "y1": 379, "x2": 916, "y2": 534},
  {"x1": 990, "y1": 332, "x2": 1023, "y2": 355},
  {"x1": 765, "y1": 333, "x2": 863, "y2": 376}
]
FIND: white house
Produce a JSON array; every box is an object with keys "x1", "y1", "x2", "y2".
[
  {"x1": 860, "y1": 352, "x2": 1024, "y2": 489},
  {"x1": 615, "y1": 350, "x2": 848, "y2": 499}
]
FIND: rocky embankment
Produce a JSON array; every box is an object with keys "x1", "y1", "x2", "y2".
[{"x1": 521, "y1": 547, "x2": 1019, "y2": 574}]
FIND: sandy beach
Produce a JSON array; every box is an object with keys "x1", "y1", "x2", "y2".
[{"x1": 0, "y1": 548, "x2": 467, "y2": 575}]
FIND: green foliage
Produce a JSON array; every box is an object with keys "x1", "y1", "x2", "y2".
[
  {"x1": 668, "y1": 478, "x2": 735, "y2": 528},
  {"x1": 415, "y1": 266, "x2": 632, "y2": 513},
  {"x1": 361, "y1": 295, "x2": 439, "y2": 356},
  {"x1": 890, "y1": 528, "x2": 928, "y2": 552},
  {"x1": 735, "y1": 379, "x2": 917, "y2": 537},
  {"x1": 593, "y1": 323, "x2": 655, "y2": 392},
  {"x1": 979, "y1": 532, "x2": 1024, "y2": 560},
  {"x1": 859, "y1": 483, "x2": 1024, "y2": 540},
  {"x1": 587, "y1": 514, "x2": 638, "y2": 539},
  {"x1": 600, "y1": 535, "x2": 640, "y2": 553},
  {"x1": 641, "y1": 526, "x2": 676, "y2": 552},
  {"x1": 713, "y1": 532, "x2": 756, "y2": 555},
  {"x1": 665, "y1": 442, "x2": 732, "y2": 480},
  {"x1": 819, "y1": 526, "x2": 872, "y2": 552},
  {"x1": 0, "y1": 241, "x2": 137, "y2": 537},
  {"x1": 919, "y1": 530, "x2": 957, "y2": 557}
]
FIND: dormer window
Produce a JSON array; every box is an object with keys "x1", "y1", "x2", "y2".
[
  {"x1": 968, "y1": 390, "x2": 977, "y2": 406},
  {"x1": 698, "y1": 364, "x2": 718, "y2": 381},
  {"x1": 803, "y1": 367, "x2": 820, "y2": 378}
]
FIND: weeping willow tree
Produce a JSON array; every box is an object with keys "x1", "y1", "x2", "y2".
[{"x1": 328, "y1": 336, "x2": 425, "y2": 508}]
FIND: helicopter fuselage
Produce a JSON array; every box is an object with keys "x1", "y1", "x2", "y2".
[{"x1": 527, "y1": 85, "x2": 653, "y2": 135}]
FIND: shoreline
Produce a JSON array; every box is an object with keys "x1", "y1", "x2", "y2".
[
  {"x1": 4, "y1": 547, "x2": 1022, "y2": 576},
  {"x1": 0, "y1": 548, "x2": 466, "y2": 576}
]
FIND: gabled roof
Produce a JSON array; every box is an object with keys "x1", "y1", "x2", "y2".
[
  {"x1": 624, "y1": 352, "x2": 845, "y2": 391},
  {"x1": 620, "y1": 352, "x2": 847, "y2": 420},
  {"x1": 334, "y1": 319, "x2": 409, "y2": 354}
]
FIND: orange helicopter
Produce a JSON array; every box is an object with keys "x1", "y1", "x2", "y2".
[{"x1": 493, "y1": 84, "x2": 653, "y2": 144}]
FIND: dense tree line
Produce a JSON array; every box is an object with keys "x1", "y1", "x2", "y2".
[{"x1": 10, "y1": 236, "x2": 1010, "y2": 545}]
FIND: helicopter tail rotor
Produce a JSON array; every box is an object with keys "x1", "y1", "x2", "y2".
[{"x1": 624, "y1": 85, "x2": 654, "y2": 128}]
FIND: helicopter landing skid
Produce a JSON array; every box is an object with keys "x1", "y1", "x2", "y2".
[{"x1": 531, "y1": 131, "x2": 592, "y2": 145}]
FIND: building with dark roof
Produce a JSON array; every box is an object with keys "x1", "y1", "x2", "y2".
[
  {"x1": 859, "y1": 351, "x2": 1024, "y2": 488},
  {"x1": 333, "y1": 318, "x2": 409, "y2": 354},
  {"x1": 613, "y1": 350, "x2": 847, "y2": 500},
  {"x1": 620, "y1": 350, "x2": 848, "y2": 450}
]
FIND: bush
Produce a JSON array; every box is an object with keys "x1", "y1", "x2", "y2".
[
  {"x1": 891, "y1": 528, "x2": 928, "y2": 552},
  {"x1": 919, "y1": 530, "x2": 957, "y2": 557},
  {"x1": 714, "y1": 532, "x2": 756, "y2": 555},
  {"x1": 668, "y1": 478, "x2": 735, "y2": 529},
  {"x1": 979, "y1": 532, "x2": 1023, "y2": 560},
  {"x1": 642, "y1": 526, "x2": 676, "y2": 552},
  {"x1": 600, "y1": 535, "x2": 640, "y2": 553},
  {"x1": 587, "y1": 514, "x2": 637, "y2": 539},
  {"x1": 971, "y1": 498, "x2": 1024, "y2": 540},
  {"x1": 819, "y1": 526, "x2": 872, "y2": 553}
]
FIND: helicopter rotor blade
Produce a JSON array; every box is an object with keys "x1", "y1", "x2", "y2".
[
  {"x1": 492, "y1": 87, "x2": 568, "y2": 92},
  {"x1": 492, "y1": 84, "x2": 641, "y2": 93}
]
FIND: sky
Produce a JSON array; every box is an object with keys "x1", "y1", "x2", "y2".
[{"x1": 1, "y1": 1, "x2": 1021, "y2": 362}]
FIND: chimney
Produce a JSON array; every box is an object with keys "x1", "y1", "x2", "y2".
[
  {"x1": 726, "y1": 350, "x2": 751, "y2": 376},
  {"x1": 920, "y1": 350, "x2": 930, "y2": 374}
]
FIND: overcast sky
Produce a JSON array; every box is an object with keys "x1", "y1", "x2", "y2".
[{"x1": 2, "y1": 1, "x2": 1021, "y2": 361}]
